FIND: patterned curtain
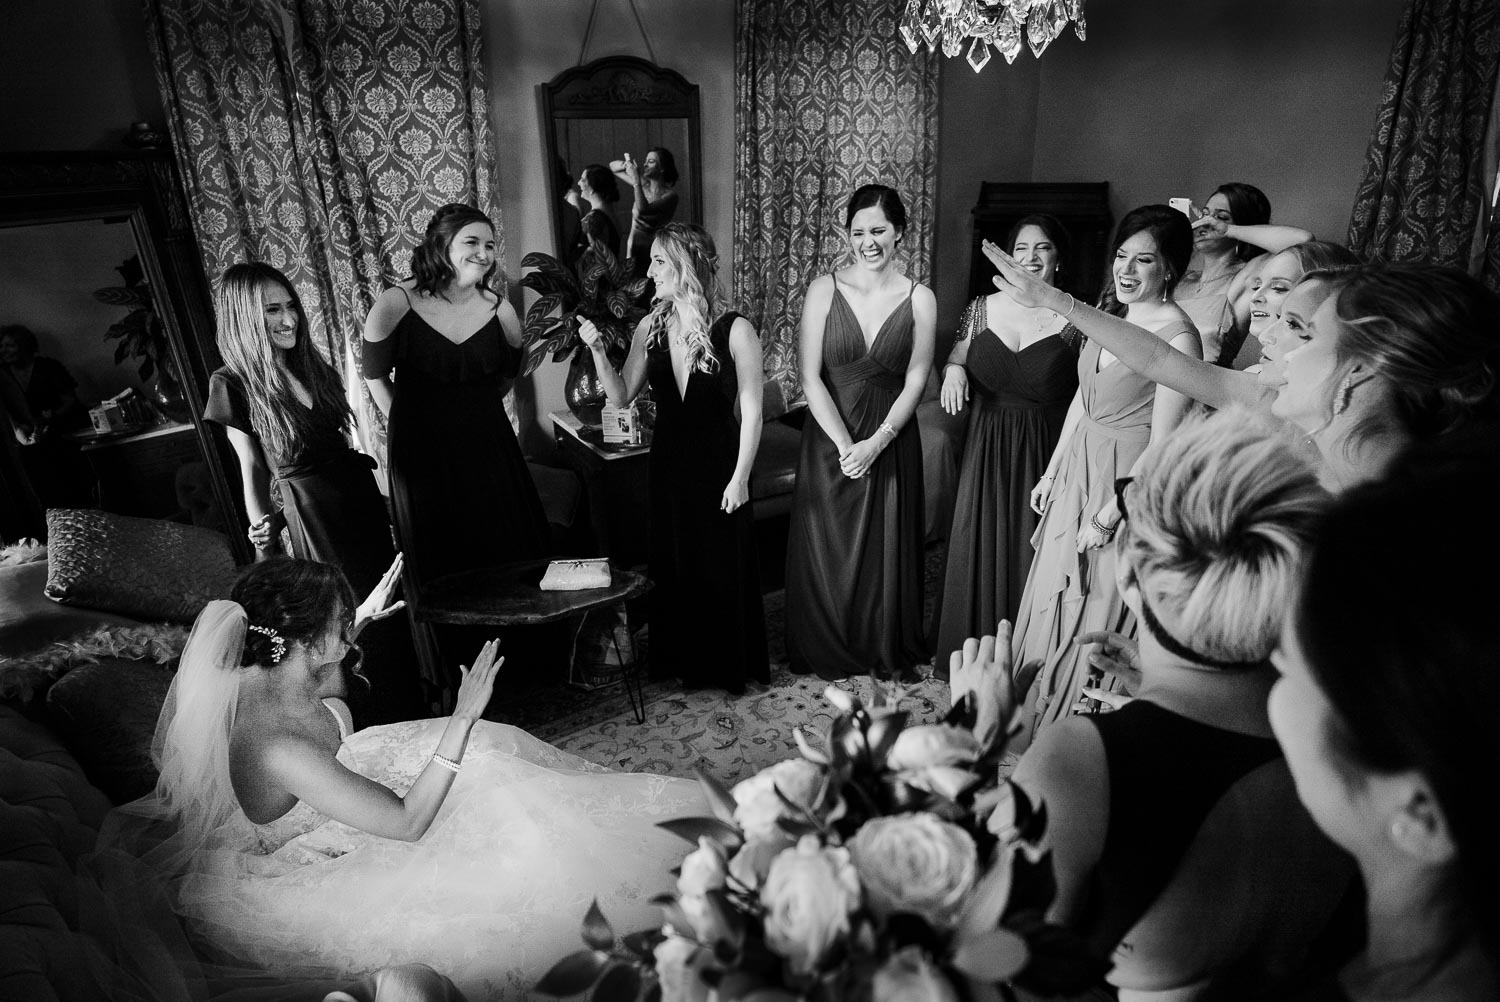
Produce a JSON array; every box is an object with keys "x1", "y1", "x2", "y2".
[
  {"x1": 733, "y1": 0, "x2": 940, "y2": 401},
  {"x1": 143, "y1": 0, "x2": 504, "y2": 463},
  {"x1": 1347, "y1": 0, "x2": 1500, "y2": 289}
]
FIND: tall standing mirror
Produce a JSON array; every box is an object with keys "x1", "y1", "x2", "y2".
[
  {"x1": 540, "y1": 56, "x2": 703, "y2": 262},
  {"x1": 0, "y1": 152, "x2": 244, "y2": 561}
]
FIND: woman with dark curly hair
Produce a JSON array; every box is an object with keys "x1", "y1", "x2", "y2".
[{"x1": 361, "y1": 205, "x2": 548, "y2": 635}]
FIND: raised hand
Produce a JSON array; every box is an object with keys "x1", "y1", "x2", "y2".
[
  {"x1": 1191, "y1": 212, "x2": 1229, "y2": 240},
  {"x1": 949, "y1": 621, "x2": 1042, "y2": 749},
  {"x1": 577, "y1": 317, "x2": 606, "y2": 352},
  {"x1": 981, "y1": 240, "x2": 1056, "y2": 310},
  {"x1": 452, "y1": 638, "x2": 503, "y2": 724},
  {"x1": 620, "y1": 153, "x2": 640, "y2": 187},
  {"x1": 354, "y1": 553, "x2": 406, "y2": 636}
]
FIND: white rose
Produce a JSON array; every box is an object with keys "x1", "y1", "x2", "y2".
[
  {"x1": 872, "y1": 945, "x2": 962, "y2": 1002},
  {"x1": 654, "y1": 935, "x2": 711, "y2": 1002},
  {"x1": 679, "y1": 890, "x2": 732, "y2": 945},
  {"x1": 727, "y1": 837, "x2": 788, "y2": 890},
  {"x1": 677, "y1": 836, "x2": 728, "y2": 898},
  {"x1": 759, "y1": 835, "x2": 862, "y2": 975},
  {"x1": 885, "y1": 724, "x2": 981, "y2": 772},
  {"x1": 732, "y1": 758, "x2": 823, "y2": 842},
  {"x1": 848, "y1": 814, "x2": 979, "y2": 931}
]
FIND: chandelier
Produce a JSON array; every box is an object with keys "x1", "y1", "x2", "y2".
[{"x1": 899, "y1": 0, "x2": 1086, "y2": 71}]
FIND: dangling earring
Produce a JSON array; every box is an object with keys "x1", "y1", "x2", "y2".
[{"x1": 1334, "y1": 371, "x2": 1358, "y2": 417}]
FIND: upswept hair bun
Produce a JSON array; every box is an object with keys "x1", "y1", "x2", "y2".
[
  {"x1": 1120, "y1": 409, "x2": 1328, "y2": 666},
  {"x1": 1326, "y1": 263, "x2": 1500, "y2": 441},
  {"x1": 230, "y1": 558, "x2": 356, "y2": 667}
]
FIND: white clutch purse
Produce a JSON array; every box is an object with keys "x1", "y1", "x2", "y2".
[{"x1": 539, "y1": 558, "x2": 611, "y2": 591}]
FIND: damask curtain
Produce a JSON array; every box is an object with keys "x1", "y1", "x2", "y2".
[
  {"x1": 143, "y1": 0, "x2": 504, "y2": 462},
  {"x1": 1347, "y1": 0, "x2": 1500, "y2": 289},
  {"x1": 733, "y1": 0, "x2": 940, "y2": 399}
]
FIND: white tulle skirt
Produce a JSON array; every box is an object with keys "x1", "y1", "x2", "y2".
[{"x1": 169, "y1": 720, "x2": 703, "y2": 1001}]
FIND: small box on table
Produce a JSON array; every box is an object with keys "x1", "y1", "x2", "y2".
[{"x1": 601, "y1": 404, "x2": 644, "y2": 445}]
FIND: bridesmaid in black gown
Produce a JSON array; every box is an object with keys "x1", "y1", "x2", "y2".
[
  {"x1": 362, "y1": 205, "x2": 550, "y2": 685},
  {"x1": 932, "y1": 216, "x2": 1080, "y2": 675},
  {"x1": 785, "y1": 185, "x2": 936, "y2": 681},
  {"x1": 206, "y1": 262, "x2": 424, "y2": 725},
  {"x1": 582, "y1": 222, "x2": 768, "y2": 693}
]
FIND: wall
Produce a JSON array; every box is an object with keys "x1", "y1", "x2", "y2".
[
  {"x1": 483, "y1": 0, "x2": 736, "y2": 447},
  {"x1": 0, "y1": 0, "x2": 163, "y2": 152},
  {"x1": 931, "y1": 0, "x2": 1406, "y2": 334}
]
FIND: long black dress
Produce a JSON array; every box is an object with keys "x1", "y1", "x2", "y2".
[
  {"x1": 361, "y1": 294, "x2": 550, "y2": 594},
  {"x1": 785, "y1": 282, "x2": 926, "y2": 681},
  {"x1": 932, "y1": 313, "x2": 1080, "y2": 673},
  {"x1": 204, "y1": 368, "x2": 425, "y2": 725},
  {"x1": 644, "y1": 312, "x2": 769, "y2": 693}
]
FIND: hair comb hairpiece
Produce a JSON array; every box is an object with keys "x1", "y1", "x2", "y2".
[{"x1": 247, "y1": 624, "x2": 287, "y2": 664}]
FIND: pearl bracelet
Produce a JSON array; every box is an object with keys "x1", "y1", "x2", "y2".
[
  {"x1": 878, "y1": 422, "x2": 897, "y2": 440},
  {"x1": 431, "y1": 754, "x2": 462, "y2": 774}
]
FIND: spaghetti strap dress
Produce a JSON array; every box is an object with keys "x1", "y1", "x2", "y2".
[
  {"x1": 932, "y1": 310, "x2": 1080, "y2": 673},
  {"x1": 1010, "y1": 321, "x2": 1197, "y2": 752},
  {"x1": 644, "y1": 312, "x2": 769, "y2": 693},
  {"x1": 204, "y1": 368, "x2": 425, "y2": 725},
  {"x1": 361, "y1": 294, "x2": 549, "y2": 637},
  {"x1": 785, "y1": 281, "x2": 926, "y2": 680}
]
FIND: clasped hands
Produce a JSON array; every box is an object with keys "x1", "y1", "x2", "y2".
[{"x1": 838, "y1": 437, "x2": 883, "y2": 479}]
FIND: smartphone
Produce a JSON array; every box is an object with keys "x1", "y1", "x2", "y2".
[{"x1": 1168, "y1": 197, "x2": 1193, "y2": 217}]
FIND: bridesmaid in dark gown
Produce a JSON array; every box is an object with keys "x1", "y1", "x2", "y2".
[
  {"x1": 206, "y1": 263, "x2": 424, "y2": 725},
  {"x1": 362, "y1": 205, "x2": 549, "y2": 686},
  {"x1": 933, "y1": 216, "x2": 1080, "y2": 675},
  {"x1": 583, "y1": 223, "x2": 768, "y2": 693},
  {"x1": 785, "y1": 184, "x2": 936, "y2": 681}
]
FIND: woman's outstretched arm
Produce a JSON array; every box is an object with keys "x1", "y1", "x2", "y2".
[{"x1": 983, "y1": 241, "x2": 1268, "y2": 413}]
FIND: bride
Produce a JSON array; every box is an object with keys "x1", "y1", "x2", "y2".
[{"x1": 100, "y1": 557, "x2": 705, "y2": 1000}]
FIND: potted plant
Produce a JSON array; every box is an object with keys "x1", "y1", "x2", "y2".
[
  {"x1": 94, "y1": 255, "x2": 188, "y2": 422},
  {"x1": 519, "y1": 245, "x2": 651, "y2": 428}
]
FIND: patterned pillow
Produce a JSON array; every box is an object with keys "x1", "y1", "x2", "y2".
[{"x1": 44, "y1": 509, "x2": 237, "y2": 624}]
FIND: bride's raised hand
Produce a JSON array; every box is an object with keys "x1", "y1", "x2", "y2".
[
  {"x1": 452, "y1": 638, "x2": 503, "y2": 723},
  {"x1": 354, "y1": 554, "x2": 406, "y2": 637},
  {"x1": 981, "y1": 240, "x2": 1056, "y2": 311}
]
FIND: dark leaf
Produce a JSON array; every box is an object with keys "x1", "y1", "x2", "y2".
[
  {"x1": 93, "y1": 286, "x2": 150, "y2": 309},
  {"x1": 774, "y1": 815, "x2": 818, "y2": 838},
  {"x1": 657, "y1": 816, "x2": 743, "y2": 851},
  {"x1": 695, "y1": 767, "x2": 740, "y2": 826},
  {"x1": 533, "y1": 949, "x2": 608, "y2": 996},
  {"x1": 865, "y1": 711, "x2": 909, "y2": 764},
  {"x1": 521, "y1": 251, "x2": 577, "y2": 287},
  {"x1": 1000, "y1": 848, "x2": 1058, "y2": 922},
  {"x1": 945, "y1": 692, "x2": 979, "y2": 732},
  {"x1": 139, "y1": 356, "x2": 155, "y2": 381},
  {"x1": 522, "y1": 345, "x2": 548, "y2": 376},
  {"x1": 519, "y1": 269, "x2": 578, "y2": 299},
  {"x1": 592, "y1": 961, "x2": 642, "y2": 1002},
  {"x1": 951, "y1": 929, "x2": 1029, "y2": 982},
  {"x1": 580, "y1": 899, "x2": 615, "y2": 952},
  {"x1": 525, "y1": 292, "x2": 566, "y2": 330}
]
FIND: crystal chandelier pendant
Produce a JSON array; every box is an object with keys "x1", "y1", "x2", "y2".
[
  {"x1": 897, "y1": 0, "x2": 1085, "y2": 70},
  {"x1": 966, "y1": 36, "x2": 993, "y2": 72}
]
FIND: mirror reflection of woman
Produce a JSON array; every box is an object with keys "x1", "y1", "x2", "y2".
[
  {"x1": 614, "y1": 147, "x2": 680, "y2": 274},
  {"x1": 581, "y1": 222, "x2": 768, "y2": 694},
  {"x1": 567, "y1": 163, "x2": 622, "y2": 264},
  {"x1": 932, "y1": 215, "x2": 1081, "y2": 676},
  {"x1": 785, "y1": 184, "x2": 936, "y2": 682},
  {"x1": 361, "y1": 205, "x2": 549, "y2": 649},
  {"x1": 206, "y1": 263, "x2": 424, "y2": 725},
  {"x1": 0, "y1": 323, "x2": 94, "y2": 515}
]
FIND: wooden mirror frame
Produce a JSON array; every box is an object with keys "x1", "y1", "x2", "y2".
[
  {"x1": 539, "y1": 55, "x2": 704, "y2": 256},
  {"x1": 0, "y1": 150, "x2": 248, "y2": 563}
]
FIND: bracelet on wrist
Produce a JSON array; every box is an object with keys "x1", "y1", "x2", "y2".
[
  {"x1": 1060, "y1": 292, "x2": 1078, "y2": 318},
  {"x1": 1090, "y1": 513, "x2": 1117, "y2": 538},
  {"x1": 431, "y1": 754, "x2": 462, "y2": 774},
  {"x1": 878, "y1": 422, "x2": 898, "y2": 442}
]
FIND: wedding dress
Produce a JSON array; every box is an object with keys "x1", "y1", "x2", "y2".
[{"x1": 91, "y1": 602, "x2": 705, "y2": 1002}]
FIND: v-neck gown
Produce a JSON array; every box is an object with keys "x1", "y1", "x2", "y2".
[
  {"x1": 362, "y1": 301, "x2": 549, "y2": 598},
  {"x1": 932, "y1": 319, "x2": 1080, "y2": 673},
  {"x1": 1010, "y1": 324, "x2": 1195, "y2": 752},
  {"x1": 644, "y1": 312, "x2": 768, "y2": 692},
  {"x1": 786, "y1": 284, "x2": 926, "y2": 680}
]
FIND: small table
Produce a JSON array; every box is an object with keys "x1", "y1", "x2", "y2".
[{"x1": 415, "y1": 559, "x2": 652, "y2": 723}]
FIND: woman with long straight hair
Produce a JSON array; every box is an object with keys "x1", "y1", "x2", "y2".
[
  {"x1": 582, "y1": 222, "x2": 768, "y2": 693},
  {"x1": 207, "y1": 262, "x2": 423, "y2": 725}
]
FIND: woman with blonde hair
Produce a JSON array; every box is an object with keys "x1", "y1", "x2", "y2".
[
  {"x1": 962, "y1": 410, "x2": 1355, "y2": 999},
  {"x1": 582, "y1": 222, "x2": 768, "y2": 692},
  {"x1": 206, "y1": 262, "x2": 422, "y2": 725}
]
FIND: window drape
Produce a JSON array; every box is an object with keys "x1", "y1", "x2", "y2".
[
  {"x1": 733, "y1": 0, "x2": 940, "y2": 402},
  {"x1": 1347, "y1": 0, "x2": 1500, "y2": 290},
  {"x1": 143, "y1": 0, "x2": 505, "y2": 463}
]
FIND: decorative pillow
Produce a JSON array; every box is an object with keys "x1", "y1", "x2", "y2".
[
  {"x1": 44, "y1": 509, "x2": 238, "y2": 624},
  {"x1": 45, "y1": 658, "x2": 176, "y2": 805}
]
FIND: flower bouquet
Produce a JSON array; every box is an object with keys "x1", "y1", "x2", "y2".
[{"x1": 536, "y1": 650, "x2": 1109, "y2": 1002}]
